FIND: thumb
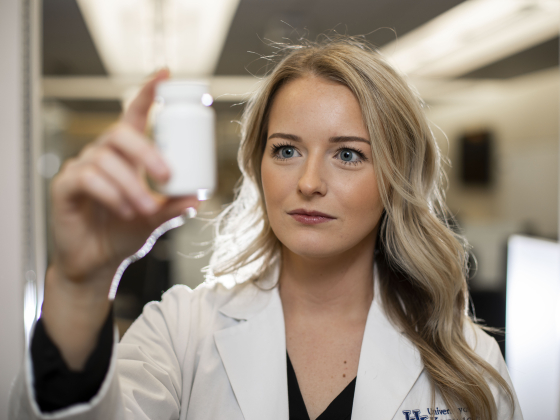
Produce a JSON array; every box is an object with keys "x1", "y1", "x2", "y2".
[{"x1": 122, "y1": 68, "x2": 170, "y2": 132}]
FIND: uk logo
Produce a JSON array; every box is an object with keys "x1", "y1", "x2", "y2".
[
  {"x1": 402, "y1": 410, "x2": 428, "y2": 420},
  {"x1": 402, "y1": 407, "x2": 468, "y2": 420}
]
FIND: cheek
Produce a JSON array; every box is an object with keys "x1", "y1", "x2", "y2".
[
  {"x1": 260, "y1": 159, "x2": 274, "y2": 207},
  {"x1": 261, "y1": 158, "x2": 290, "y2": 212},
  {"x1": 334, "y1": 172, "x2": 383, "y2": 223}
]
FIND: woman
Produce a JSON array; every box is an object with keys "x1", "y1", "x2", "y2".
[{"x1": 10, "y1": 38, "x2": 521, "y2": 420}]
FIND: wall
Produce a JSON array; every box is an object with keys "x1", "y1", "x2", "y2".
[
  {"x1": 0, "y1": 0, "x2": 24, "y2": 416},
  {"x1": 427, "y1": 68, "x2": 559, "y2": 289}
]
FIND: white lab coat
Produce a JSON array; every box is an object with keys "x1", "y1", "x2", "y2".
[{"x1": 9, "y1": 262, "x2": 523, "y2": 420}]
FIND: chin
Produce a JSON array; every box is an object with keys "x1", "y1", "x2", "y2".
[
  {"x1": 284, "y1": 246, "x2": 344, "y2": 260},
  {"x1": 279, "y1": 234, "x2": 352, "y2": 260},
  {"x1": 275, "y1": 226, "x2": 377, "y2": 261}
]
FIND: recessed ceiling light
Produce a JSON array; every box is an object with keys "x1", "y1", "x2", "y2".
[
  {"x1": 381, "y1": 0, "x2": 560, "y2": 78},
  {"x1": 76, "y1": 0, "x2": 241, "y2": 77}
]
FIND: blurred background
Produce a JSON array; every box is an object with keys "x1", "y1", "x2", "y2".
[{"x1": 1, "y1": 0, "x2": 558, "y2": 418}]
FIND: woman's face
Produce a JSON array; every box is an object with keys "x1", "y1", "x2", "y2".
[{"x1": 261, "y1": 76, "x2": 384, "y2": 260}]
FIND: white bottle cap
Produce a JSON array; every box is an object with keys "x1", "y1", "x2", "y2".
[{"x1": 156, "y1": 80, "x2": 209, "y2": 103}]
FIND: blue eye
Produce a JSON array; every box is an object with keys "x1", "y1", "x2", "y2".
[
  {"x1": 281, "y1": 147, "x2": 295, "y2": 158},
  {"x1": 335, "y1": 147, "x2": 367, "y2": 166},
  {"x1": 340, "y1": 149, "x2": 354, "y2": 162},
  {"x1": 271, "y1": 143, "x2": 300, "y2": 160}
]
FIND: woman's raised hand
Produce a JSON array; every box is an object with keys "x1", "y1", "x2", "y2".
[
  {"x1": 50, "y1": 69, "x2": 197, "y2": 284},
  {"x1": 42, "y1": 70, "x2": 198, "y2": 370}
]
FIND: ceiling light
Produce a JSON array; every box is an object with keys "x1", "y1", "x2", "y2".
[
  {"x1": 381, "y1": 0, "x2": 560, "y2": 78},
  {"x1": 76, "y1": 0, "x2": 240, "y2": 77}
]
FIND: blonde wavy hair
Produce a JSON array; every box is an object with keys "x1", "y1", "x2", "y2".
[{"x1": 207, "y1": 36, "x2": 514, "y2": 419}]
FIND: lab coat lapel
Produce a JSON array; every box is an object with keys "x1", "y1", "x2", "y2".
[
  {"x1": 214, "y1": 265, "x2": 289, "y2": 420},
  {"x1": 351, "y1": 292, "x2": 424, "y2": 420}
]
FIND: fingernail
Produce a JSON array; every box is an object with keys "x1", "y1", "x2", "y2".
[
  {"x1": 150, "y1": 157, "x2": 169, "y2": 178},
  {"x1": 158, "y1": 164, "x2": 170, "y2": 178},
  {"x1": 141, "y1": 197, "x2": 158, "y2": 213},
  {"x1": 156, "y1": 68, "x2": 170, "y2": 79}
]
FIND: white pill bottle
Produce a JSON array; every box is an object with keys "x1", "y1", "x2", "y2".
[{"x1": 154, "y1": 80, "x2": 216, "y2": 200}]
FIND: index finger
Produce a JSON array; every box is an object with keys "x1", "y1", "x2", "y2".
[{"x1": 122, "y1": 68, "x2": 170, "y2": 132}]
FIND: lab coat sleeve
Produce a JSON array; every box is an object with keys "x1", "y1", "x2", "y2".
[{"x1": 9, "y1": 285, "x2": 194, "y2": 420}]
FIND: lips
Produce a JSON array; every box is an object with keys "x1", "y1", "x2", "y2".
[{"x1": 287, "y1": 209, "x2": 336, "y2": 225}]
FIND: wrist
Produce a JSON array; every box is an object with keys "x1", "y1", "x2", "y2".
[
  {"x1": 46, "y1": 263, "x2": 116, "y2": 298},
  {"x1": 41, "y1": 265, "x2": 114, "y2": 370}
]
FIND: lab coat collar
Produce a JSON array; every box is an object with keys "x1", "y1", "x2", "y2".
[
  {"x1": 351, "y1": 282, "x2": 424, "y2": 420},
  {"x1": 214, "y1": 262, "x2": 288, "y2": 420},
  {"x1": 214, "y1": 262, "x2": 424, "y2": 420}
]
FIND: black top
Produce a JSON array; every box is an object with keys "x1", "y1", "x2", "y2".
[
  {"x1": 31, "y1": 307, "x2": 114, "y2": 412},
  {"x1": 287, "y1": 352, "x2": 356, "y2": 420},
  {"x1": 32, "y1": 310, "x2": 356, "y2": 418}
]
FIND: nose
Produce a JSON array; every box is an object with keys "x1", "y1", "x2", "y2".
[{"x1": 298, "y1": 155, "x2": 327, "y2": 197}]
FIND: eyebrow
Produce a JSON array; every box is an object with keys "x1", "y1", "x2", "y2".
[{"x1": 268, "y1": 132, "x2": 370, "y2": 145}]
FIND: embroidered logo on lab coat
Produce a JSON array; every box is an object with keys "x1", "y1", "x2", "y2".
[{"x1": 402, "y1": 407, "x2": 470, "y2": 420}]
